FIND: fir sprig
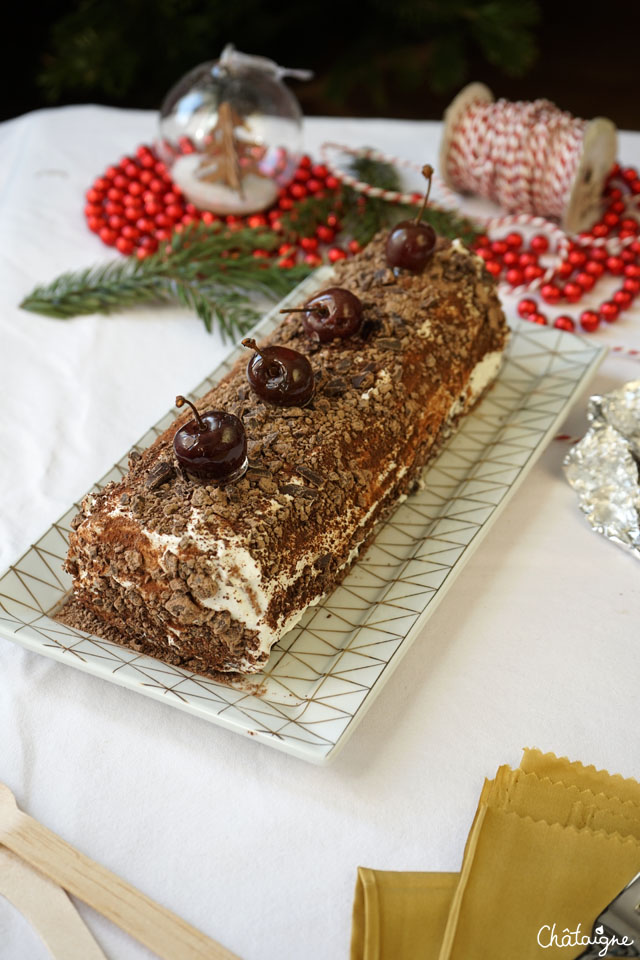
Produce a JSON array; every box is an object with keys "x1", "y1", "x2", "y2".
[{"x1": 21, "y1": 223, "x2": 311, "y2": 339}]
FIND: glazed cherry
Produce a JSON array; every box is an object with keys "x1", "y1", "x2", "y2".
[
  {"x1": 241, "y1": 338, "x2": 314, "y2": 407},
  {"x1": 172, "y1": 396, "x2": 247, "y2": 483},
  {"x1": 284, "y1": 287, "x2": 363, "y2": 342},
  {"x1": 385, "y1": 164, "x2": 436, "y2": 272}
]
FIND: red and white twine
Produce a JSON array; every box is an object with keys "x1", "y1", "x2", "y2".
[{"x1": 445, "y1": 98, "x2": 586, "y2": 221}]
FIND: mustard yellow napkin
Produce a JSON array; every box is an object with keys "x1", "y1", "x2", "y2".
[{"x1": 351, "y1": 751, "x2": 640, "y2": 960}]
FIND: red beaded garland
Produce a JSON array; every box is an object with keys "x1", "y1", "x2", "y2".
[
  {"x1": 84, "y1": 146, "x2": 351, "y2": 268},
  {"x1": 85, "y1": 149, "x2": 640, "y2": 333}
]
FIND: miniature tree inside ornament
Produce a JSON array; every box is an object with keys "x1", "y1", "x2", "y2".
[{"x1": 157, "y1": 45, "x2": 311, "y2": 215}]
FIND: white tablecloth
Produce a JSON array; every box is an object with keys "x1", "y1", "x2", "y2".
[{"x1": 1, "y1": 106, "x2": 639, "y2": 960}]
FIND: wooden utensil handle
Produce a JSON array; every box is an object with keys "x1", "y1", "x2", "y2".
[{"x1": 4, "y1": 810, "x2": 241, "y2": 960}]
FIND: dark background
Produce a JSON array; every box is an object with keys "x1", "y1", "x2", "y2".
[{"x1": 2, "y1": 0, "x2": 638, "y2": 127}]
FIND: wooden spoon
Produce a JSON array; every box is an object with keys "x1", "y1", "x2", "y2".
[
  {"x1": 0, "y1": 783, "x2": 241, "y2": 960},
  {"x1": 0, "y1": 845, "x2": 107, "y2": 960}
]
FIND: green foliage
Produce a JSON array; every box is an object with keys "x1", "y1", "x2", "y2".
[
  {"x1": 20, "y1": 224, "x2": 311, "y2": 339},
  {"x1": 37, "y1": 0, "x2": 540, "y2": 112}
]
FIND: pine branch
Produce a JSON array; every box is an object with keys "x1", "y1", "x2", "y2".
[{"x1": 20, "y1": 223, "x2": 311, "y2": 339}]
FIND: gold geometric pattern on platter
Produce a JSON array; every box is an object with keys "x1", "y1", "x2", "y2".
[{"x1": 0, "y1": 271, "x2": 605, "y2": 763}]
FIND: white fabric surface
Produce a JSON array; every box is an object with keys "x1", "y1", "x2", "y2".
[{"x1": 0, "y1": 106, "x2": 639, "y2": 960}]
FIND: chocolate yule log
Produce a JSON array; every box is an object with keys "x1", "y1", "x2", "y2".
[{"x1": 61, "y1": 232, "x2": 509, "y2": 675}]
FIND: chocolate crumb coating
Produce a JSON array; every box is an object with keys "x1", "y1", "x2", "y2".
[{"x1": 60, "y1": 233, "x2": 509, "y2": 674}]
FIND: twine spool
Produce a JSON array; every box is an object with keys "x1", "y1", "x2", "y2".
[{"x1": 439, "y1": 83, "x2": 617, "y2": 234}]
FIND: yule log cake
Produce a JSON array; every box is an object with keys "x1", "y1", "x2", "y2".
[{"x1": 61, "y1": 229, "x2": 509, "y2": 675}]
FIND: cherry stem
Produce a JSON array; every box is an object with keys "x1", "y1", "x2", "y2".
[
  {"x1": 175, "y1": 395, "x2": 206, "y2": 432},
  {"x1": 279, "y1": 307, "x2": 308, "y2": 314},
  {"x1": 241, "y1": 337, "x2": 268, "y2": 361},
  {"x1": 415, "y1": 164, "x2": 434, "y2": 225},
  {"x1": 241, "y1": 338, "x2": 282, "y2": 378},
  {"x1": 279, "y1": 305, "x2": 328, "y2": 318}
]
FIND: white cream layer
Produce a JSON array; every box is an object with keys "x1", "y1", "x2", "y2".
[{"x1": 89, "y1": 345, "x2": 504, "y2": 671}]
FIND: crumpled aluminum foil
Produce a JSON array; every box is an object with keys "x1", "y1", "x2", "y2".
[{"x1": 564, "y1": 380, "x2": 640, "y2": 559}]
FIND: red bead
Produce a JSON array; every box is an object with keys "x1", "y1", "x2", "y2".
[
  {"x1": 589, "y1": 246, "x2": 608, "y2": 262},
  {"x1": 121, "y1": 225, "x2": 140, "y2": 240},
  {"x1": 530, "y1": 234, "x2": 549, "y2": 254},
  {"x1": 84, "y1": 203, "x2": 103, "y2": 218},
  {"x1": 505, "y1": 232, "x2": 523, "y2": 248},
  {"x1": 580, "y1": 310, "x2": 600, "y2": 332},
  {"x1": 476, "y1": 247, "x2": 494, "y2": 262},
  {"x1": 247, "y1": 214, "x2": 267, "y2": 228},
  {"x1": 529, "y1": 312, "x2": 548, "y2": 325},
  {"x1": 605, "y1": 256, "x2": 625, "y2": 275},
  {"x1": 304, "y1": 253, "x2": 323, "y2": 267},
  {"x1": 556, "y1": 260, "x2": 574, "y2": 278},
  {"x1": 300, "y1": 236, "x2": 318, "y2": 252},
  {"x1": 599, "y1": 301, "x2": 619, "y2": 323},
  {"x1": 140, "y1": 236, "x2": 158, "y2": 252},
  {"x1": 485, "y1": 260, "x2": 502, "y2": 277},
  {"x1": 166, "y1": 204, "x2": 184, "y2": 220},
  {"x1": 506, "y1": 268, "x2": 524, "y2": 286},
  {"x1": 326, "y1": 214, "x2": 339, "y2": 228},
  {"x1": 124, "y1": 162, "x2": 139, "y2": 179},
  {"x1": 299, "y1": 154, "x2": 312, "y2": 168},
  {"x1": 474, "y1": 234, "x2": 490, "y2": 248},
  {"x1": 622, "y1": 167, "x2": 639, "y2": 183},
  {"x1": 87, "y1": 216, "x2": 104, "y2": 233},
  {"x1": 294, "y1": 167, "x2": 311, "y2": 182},
  {"x1": 517, "y1": 298, "x2": 537, "y2": 317},
  {"x1": 613, "y1": 289, "x2": 632, "y2": 308},
  {"x1": 568, "y1": 249, "x2": 587, "y2": 268},
  {"x1": 113, "y1": 174, "x2": 130, "y2": 190},
  {"x1": 154, "y1": 229, "x2": 172, "y2": 242},
  {"x1": 328, "y1": 247, "x2": 347, "y2": 262},
  {"x1": 154, "y1": 213, "x2": 172, "y2": 228},
  {"x1": 136, "y1": 247, "x2": 152, "y2": 260},
  {"x1": 563, "y1": 281, "x2": 583, "y2": 303},
  {"x1": 115, "y1": 237, "x2": 134, "y2": 255},
  {"x1": 585, "y1": 260, "x2": 605, "y2": 277},
  {"x1": 491, "y1": 240, "x2": 508, "y2": 256},
  {"x1": 592, "y1": 224, "x2": 609, "y2": 238},
  {"x1": 306, "y1": 178, "x2": 322, "y2": 194},
  {"x1": 93, "y1": 177, "x2": 110, "y2": 192},
  {"x1": 316, "y1": 225, "x2": 335, "y2": 243},
  {"x1": 620, "y1": 218, "x2": 639, "y2": 233},
  {"x1": 144, "y1": 201, "x2": 161, "y2": 217},
  {"x1": 252, "y1": 249, "x2": 270, "y2": 259},
  {"x1": 139, "y1": 170, "x2": 154, "y2": 185},
  {"x1": 623, "y1": 277, "x2": 640, "y2": 295},
  {"x1": 624, "y1": 263, "x2": 640, "y2": 278},
  {"x1": 289, "y1": 183, "x2": 307, "y2": 200},
  {"x1": 85, "y1": 188, "x2": 104, "y2": 204},
  {"x1": 523, "y1": 264, "x2": 543, "y2": 282},
  {"x1": 311, "y1": 164, "x2": 328, "y2": 179},
  {"x1": 575, "y1": 271, "x2": 595, "y2": 291},
  {"x1": 278, "y1": 257, "x2": 296, "y2": 269},
  {"x1": 519, "y1": 252, "x2": 538, "y2": 267},
  {"x1": 554, "y1": 315, "x2": 575, "y2": 332},
  {"x1": 609, "y1": 200, "x2": 625, "y2": 214},
  {"x1": 603, "y1": 212, "x2": 619, "y2": 228},
  {"x1": 135, "y1": 217, "x2": 155, "y2": 234},
  {"x1": 98, "y1": 227, "x2": 117, "y2": 246},
  {"x1": 325, "y1": 176, "x2": 340, "y2": 190},
  {"x1": 107, "y1": 214, "x2": 125, "y2": 230},
  {"x1": 278, "y1": 197, "x2": 294, "y2": 211},
  {"x1": 503, "y1": 250, "x2": 519, "y2": 267},
  {"x1": 348, "y1": 240, "x2": 361, "y2": 254},
  {"x1": 540, "y1": 283, "x2": 562, "y2": 304},
  {"x1": 278, "y1": 243, "x2": 294, "y2": 256}
]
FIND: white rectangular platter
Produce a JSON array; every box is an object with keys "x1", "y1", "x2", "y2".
[{"x1": 0, "y1": 270, "x2": 605, "y2": 763}]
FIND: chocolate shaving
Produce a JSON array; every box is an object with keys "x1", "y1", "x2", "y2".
[
  {"x1": 376, "y1": 337, "x2": 403, "y2": 352},
  {"x1": 296, "y1": 465, "x2": 324, "y2": 487},
  {"x1": 351, "y1": 371, "x2": 375, "y2": 390},
  {"x1": 145, "y1": 461, "x2": 176, "y2": 491},
  {"x1": 324, "y1": 377, "x2": 349, "y2": 398},
  {"x1": 281, "y1": 483, "x2": 318, "y2": 500},
  {"x1": 374, "y1": 268, "x2": 396, "y2": 286}
]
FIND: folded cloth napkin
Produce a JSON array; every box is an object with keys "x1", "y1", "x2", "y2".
[{"x1": 351, "y1": 750, "x2": 640, "y2": 960}]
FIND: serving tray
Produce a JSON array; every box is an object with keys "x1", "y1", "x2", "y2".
[{"x1": 0, "y1": 270, "x2": 605, "y2": 763}]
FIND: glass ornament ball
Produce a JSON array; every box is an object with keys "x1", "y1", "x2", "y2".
[{"x1": 157, "y1": 46, "x2": 306, "y2": 215}]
